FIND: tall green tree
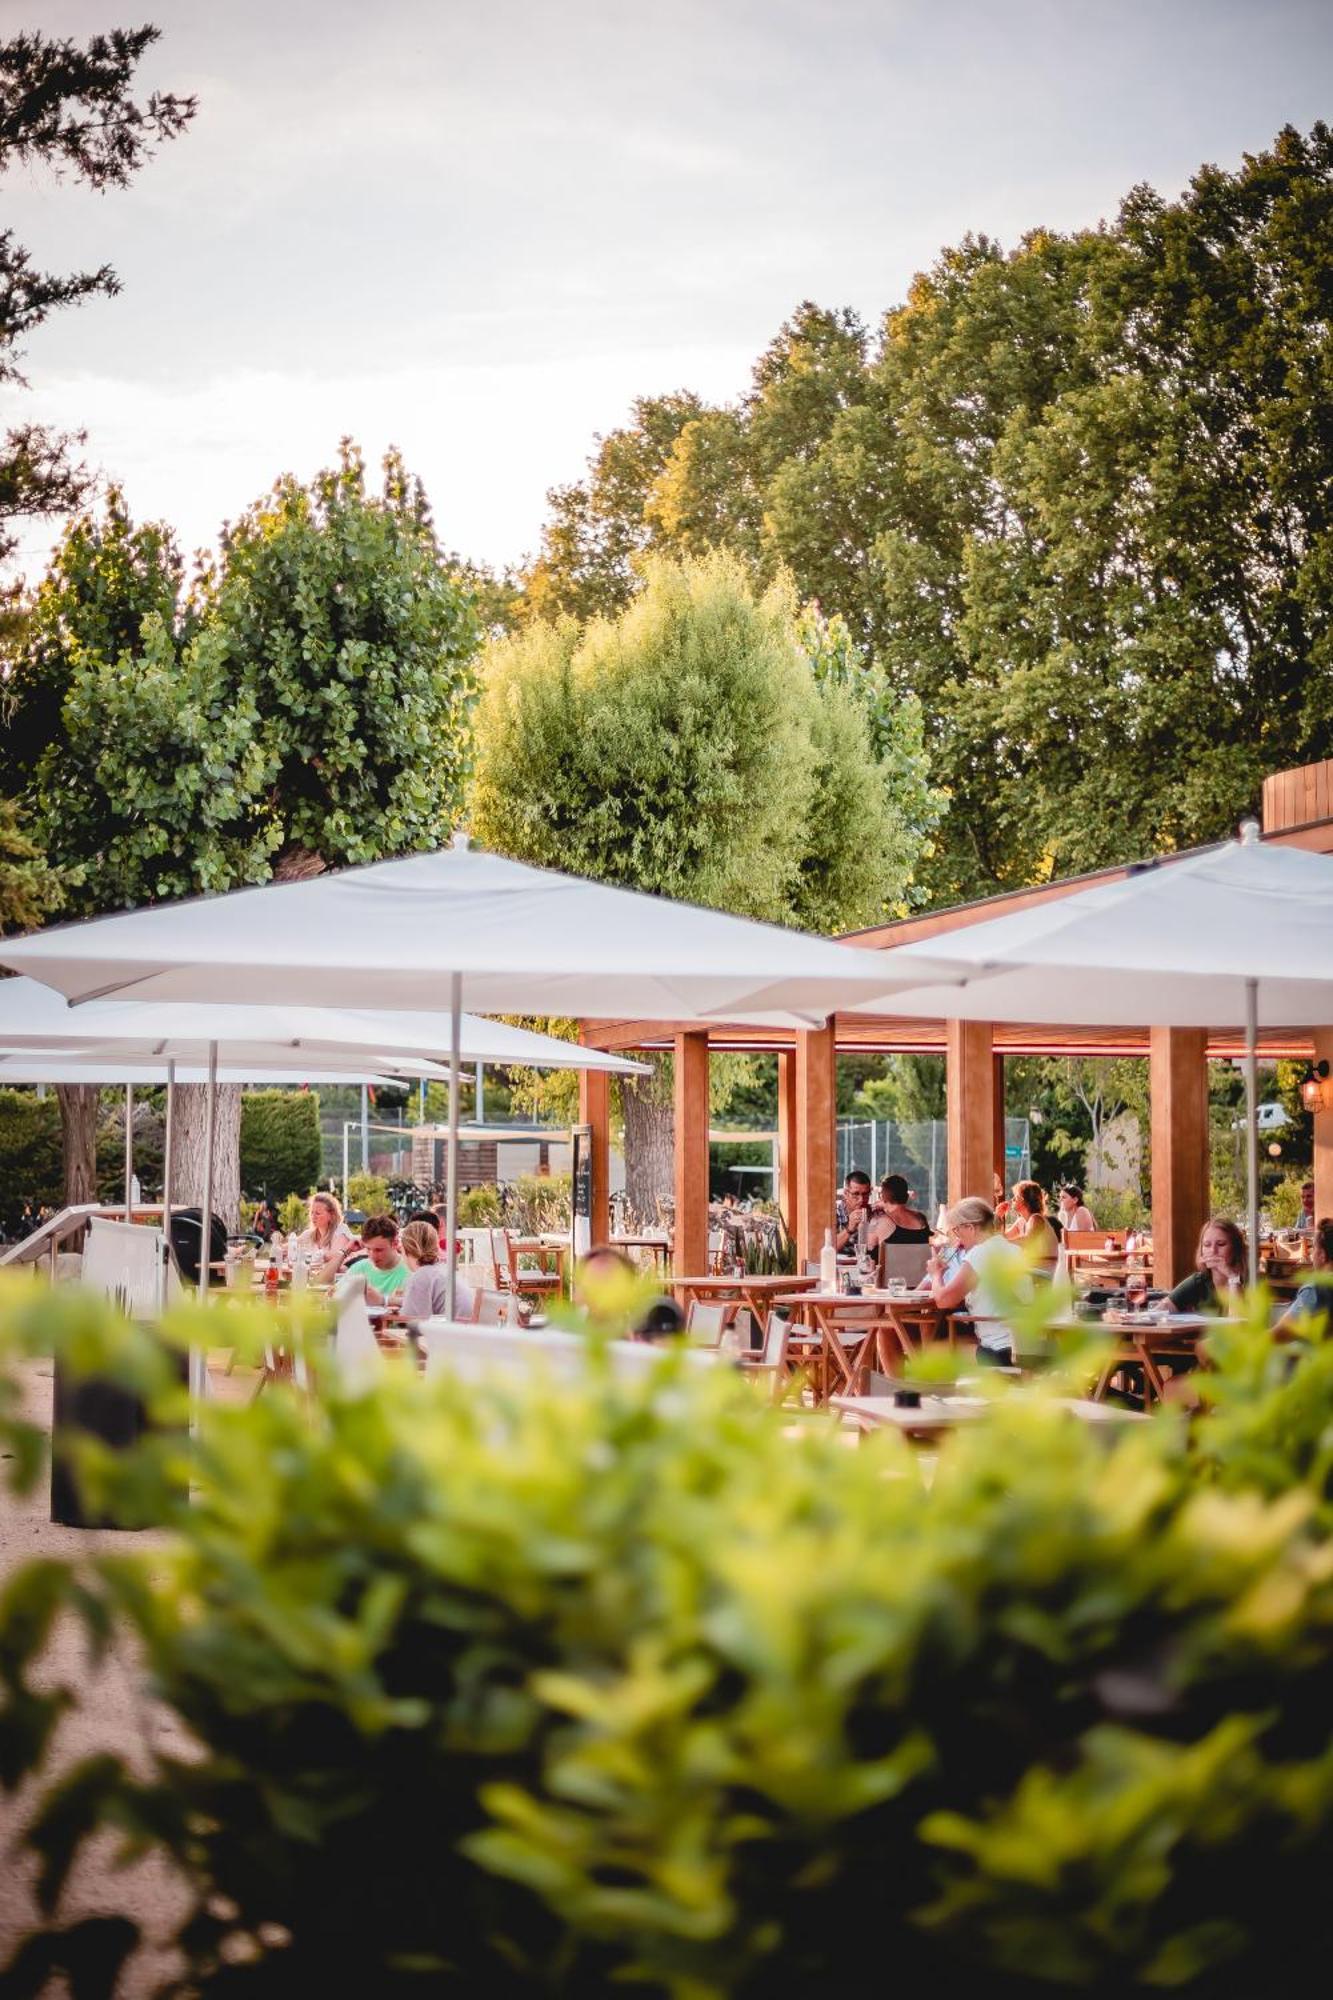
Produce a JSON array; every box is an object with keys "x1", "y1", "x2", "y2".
[
  {"x1": 521, "y1": 124, "x2": 1333, "y2": 906},
  {"x1": 469, "y1": 552, "x2": 937, "y2": 1216},
  {"x1": 3, "y1": 450, "x2": 482, "y2": 1212},
  {"x1": 0, "y1": 25, "x2": 195, "y2": 579}
]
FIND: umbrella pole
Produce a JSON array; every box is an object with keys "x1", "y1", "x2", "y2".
[
  {"x1": 1245, "y1": 977, "x2": 1259, "y2": 1288},
  {"x1": 160, "y1": 1059, "x2": 176, "y2": 1310},
  {"x1": 192, "y1": 1039, "x2": 218, "y2": 1405},
  {"x1": 445, "y1": 974, "x2": 461, "y2": 1321},
  {"x1": 123, "y1": 1082, "x2": 134, "y2": 1220}
]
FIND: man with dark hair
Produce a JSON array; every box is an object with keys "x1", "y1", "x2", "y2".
[
  {"x1": 344, "y1": 1213, "x2": 409, "y2": 1302},
  {"x1": 836, "y1": 1170, "x2": 873, "y2": 1253}
]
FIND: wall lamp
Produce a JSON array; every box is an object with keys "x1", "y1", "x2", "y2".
[{"x1": 1301, "y1": 1061, "x2": 1331, "y2": 1115}]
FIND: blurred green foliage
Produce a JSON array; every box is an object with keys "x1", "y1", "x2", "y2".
[{"x1": 3, "y1": 1284, "x2": 1333, "y2": 1994}]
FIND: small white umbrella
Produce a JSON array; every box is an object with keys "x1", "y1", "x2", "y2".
[
  {"x1": 853, "y1": 823, "x2": 1333, "y2": 1280},
  {"x1": 0, "y1": 837, "x2": 953, "y2": 1316}
]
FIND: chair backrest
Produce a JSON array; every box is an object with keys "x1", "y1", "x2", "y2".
[
  {"x1": 879, "y1": 1242, "x2": 930, "y2": 1289},
  {"x1": 803, "y1": 1259, "x2": 822, "y2": 1278},
  {"x1": 707, "y1": 1229, "x2": 724, "y2": 1256},
  {"x1": 760, "y1": 1310, "x2": 790, "y2": 1369},
  {"x1": 82, "y1": 1217, "x2": 168, "y2": 1318},
  {"x1": 472, "y1": 1288, "x2": 511, "y2": 1325},
  {"x1": 331, "y1": 1273, "x2": 383, "y2": 1391},
  {"x1": 685, "y1": 1300, "x2": 726, "y2": 1347},
  {"x1": 1063, "y1": 1229, "x2": 1121, "y2": 1251}
]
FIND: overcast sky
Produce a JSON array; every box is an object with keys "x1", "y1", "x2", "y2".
[{"x1": 5, "y1": 0, "x2": 1332, "y2": 580}]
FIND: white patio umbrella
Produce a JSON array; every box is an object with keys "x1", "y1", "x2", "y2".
[
  {"x1": 849, "y1": 822, "x2": 1333, "y2": 1281},
  {"x1": 0, "y1": 836, "x2": 956, "y2": 1316}
]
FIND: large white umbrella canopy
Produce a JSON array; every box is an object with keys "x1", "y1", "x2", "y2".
[
  {"x1": 0, "y1": 839, "x2": 953, "y2": 1020},
  {"x1": 853, "y1": 824, "x2": 1333, "y2": 1278},
  {"x1": 0, "y1": 979, "x2": 646, "y2": 1076},
  {"x1": 0, "y1": 838, "x2": 957, "y2": 1320},
  {"x1": 0, "y1": 1058, "x2": 416, "y2": 1086}
]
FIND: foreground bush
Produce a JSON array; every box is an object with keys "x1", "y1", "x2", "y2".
[{"x1": 2, "y1": 1288, "x2": 1333, "y2": 1994}]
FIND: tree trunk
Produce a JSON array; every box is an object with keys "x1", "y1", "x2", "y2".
[
  {"x1": 173, "y1": 1084, "x2": 242, "y2": 1230},
  {"x1": 56, "y1": 1085, "x2": 100, "y2": 1210},
  {"x1": 620, "y1": 1058, "x2": 675, "y2": 1229}
]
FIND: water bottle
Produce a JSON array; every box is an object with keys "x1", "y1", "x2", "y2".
[{"x1": 819, "y1": 1228, "x2": 838, "y2": 1291}]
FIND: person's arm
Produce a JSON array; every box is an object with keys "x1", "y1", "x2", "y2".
[{"x1": 929, "y1": 1254, "x2": 976, "y2": 1314}]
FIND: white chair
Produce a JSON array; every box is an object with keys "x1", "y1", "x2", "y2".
[
  {"x1": 81, "y1": 1216, "x2": 170, "y2": 1318},
  {"x1": 472, "y1": 1288, "x2": 513, "y2": 1325},
  {"x1": 740, "y1": 1311, "x2": 793, "y2": 1401},
  {"x1": 331, "y1": 1271, "x2": 384, "y2": 1392},
  {"x1": 685, "y1": 1300, "x2": 727, "y2": 1348}
]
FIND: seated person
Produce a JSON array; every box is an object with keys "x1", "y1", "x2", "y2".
[
  {"x1": 398, "y1": 1218, "x2": 474, "y2": 1331},
  {"x1": 835, "y1": 1170, "x2": 874, "y2": 1253},
  {"x1": 1169, "y1": 1217, "x2": 1247, "y2": 1313},
  {"x1": 1274, "y1": 1216, "x2": 1333, "y2": 1339},
  {"x1": 1057, "y1": 1184, "x2": 1097, "y2": 1234},
  {"x1": 867, "y1": 1174, "x2": 930, "y2": 1252},
  {"x1": 1006, "y1": 1180, "x2": 1060, "y2": 1273},
  {"x1": 1299, "y1": 1181, "x2": 1316, "y2": 1237},
  {"x1": 291, "y1": 1192, "x2": 355, "y2": 1285},
  {"x1": 576, "y1": 1245, "x2": 685, "y2": 1341},
  {"x1": 927, "y1": 1197, "x2": 1030, "y2": 1365},
  {"x1": 343, "y1": 1213, "x2": 410, "y2": 1303}
]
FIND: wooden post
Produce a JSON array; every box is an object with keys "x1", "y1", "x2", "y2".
[
  {"x1": 673, "y1": 1032, "x2": 710, "y2": 1277},
  {"x1": 578, "y1": 1067, "x2": 611, "y2": 1243},
  {"x1": 1312, "y1": 1031, "x2": 1333, "y2": 1228},
  {"x1": 945, "y1": 1021, "x2": 997, "y2": 1208},
  {"x1": 777, "y1": 1048, "x2": 798, "y2": 1248},
  {"x1": 794, "y1": 1025, "x2": 836, "y2": 1266},
  {"x1": 992, "y1": 1051, "x2": 1007, "y2": 1200},
  {"x1": 1150, "y1": 1028, "x2": 1209, "y2": 1289}
]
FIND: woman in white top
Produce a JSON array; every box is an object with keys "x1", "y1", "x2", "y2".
[
  {"x1": 1057, "y1": 1185, "x2": 1097, "y2": 1234},
  {"x1": 927, "y1": 1196, "x2": 1030, "y2": 1363},
  {"x1": 291, "y1": 1191, "x2": 355, "y2": 1286}
]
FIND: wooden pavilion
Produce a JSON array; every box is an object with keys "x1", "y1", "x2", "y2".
[{"x1": 577, "y1": 757, "x2": 1333, "y2": 1289}]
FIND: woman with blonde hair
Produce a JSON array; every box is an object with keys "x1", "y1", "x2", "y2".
[
  {"x1": 1006, "y1": 1180, "x2": 1060, "y2": 1273},
  {"x1": 926, "y1": 1196, "x2": 1030, "y2": 1366},
  {"x1": 292, "y1": 1191, "x2": 354, "y2": 1285},
  {"x1": 399, "y1": 1217, "x2": 474, "y2": 1334}
]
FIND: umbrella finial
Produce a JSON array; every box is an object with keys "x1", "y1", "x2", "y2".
[{"x1": 1239, "y1": 818, "x2": 1261, "y2": 846}]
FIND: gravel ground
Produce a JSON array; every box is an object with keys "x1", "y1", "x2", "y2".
[{"x1": 0, "y1": 1355, "x2": 254, "y2": 1998}]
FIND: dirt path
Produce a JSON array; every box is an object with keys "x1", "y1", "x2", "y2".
[{"x1": 0, "y1": 1356, "x2": 253, "y2": 1997}]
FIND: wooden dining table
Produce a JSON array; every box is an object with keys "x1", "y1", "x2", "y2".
[
  {"x1": 673, "y1": 1272, "x2": 817, "y2": 1343},
  {"x1": 1086, "y1": 1311, "x2": 1212, "y2": 1403},
  {"x1": 770, "y1": 1286, "x2": 925, "y2": 1402},
  {"x1": 610, "y1": 1233, "x2": 673, "y2": 1271}
]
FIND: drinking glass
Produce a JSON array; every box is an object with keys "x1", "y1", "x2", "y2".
[{"x1": 1125, "y1": 1273, "x2": 1147, "y2": 1311}]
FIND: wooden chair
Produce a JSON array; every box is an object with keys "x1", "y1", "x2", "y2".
[
  {"x1": 491, "y1": 1227, "x2": 562, "y2": 1302},
  {"x1": 740, "y1": 1311, "x2": 794, "y2": 1401}
]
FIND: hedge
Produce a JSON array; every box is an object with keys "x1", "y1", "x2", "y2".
[
  {"x1": 239, "y1": 1089, "x2": 321, "y2": 1201},
  {"x1": 2, "y1": 1290, "x2": 1333, "y2": 1995}
]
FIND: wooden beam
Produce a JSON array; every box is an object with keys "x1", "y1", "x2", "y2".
[
  {"x1": 794, "y1": 1026, "x2": 836, "y2": 1266},
  {"x1": 673, "y1": 1032, "x2": 710, "y2": 1277},
  {"x1": 946, "y1": 1020, "x2": 997, "y2": 1208},
  {"x1": 1150, "y1": 1028, "x2": 1209, "y2": 1289},
  {"x1": 1312, "y1": 1030, "x2": 1333, "y2": 1230},
  {"x1": 577, "y1": 1067, "x2": 610, "y2": 1246},
  {"x1": 992, "y1": 1051, "x2": 1006, "y2": 1200},
  {"x1": 776, "y1": 1048, "x2": 798, "y2": 1247}
]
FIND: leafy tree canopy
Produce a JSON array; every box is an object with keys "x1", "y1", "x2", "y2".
[
  {"x1": 470, "y1": 550, "x2": 936, "y2": 935},
  {"x1": 518, "y1": 125, "x2": 1333, "y2": 906},
  {"x1": 2, "y1": 447, "x2": 482, "y2": 912},
  {"x1": 0, "y1": 25, "x2": 195, "y2": 575}
]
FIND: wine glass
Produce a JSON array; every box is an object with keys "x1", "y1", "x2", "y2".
[{"x1": 1125, "y1": 1271, "x2": 1148, "y2": 1312}]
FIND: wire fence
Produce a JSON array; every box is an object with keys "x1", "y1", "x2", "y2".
[{"x1": 836, "y1": 1118, "x2": 1031, "y2": 1219}]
